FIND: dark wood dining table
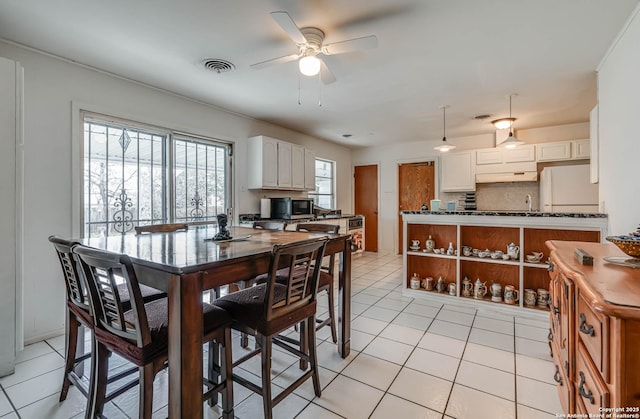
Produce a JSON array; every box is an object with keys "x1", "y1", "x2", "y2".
[{"x1": 82, "y1": 225, "x2": 352, "y2": 418}]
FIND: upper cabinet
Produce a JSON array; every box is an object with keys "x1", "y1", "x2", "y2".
[
  {"x1": 304, "y1": 148, "x2": 316, "y2": 190},
  {"x1": 536, "y1": 140, "x2": 590, "y2": 162},
  {"x1": 441, "y1": 151, "x2": 476, "y2": 192},
  {"x1": 573, "y1": 139, "x2": 590, "y2": 159},
  {"x1": 536, "y1": 141, "x2": 572, "y2": 161},
  {"x1": 291, "y1": 144, "x2": 305, "y2": 189},
  {"x1": 475, "y1": 148, "x2": 503, "y2": 165},
  {"x1": 475, "y1": 145, "x2": 535, "y2": 165},
  {"x1": 277, "y1": 141, "x2": 292, "y2": 188},
  {"x1": 504, "y1": 145, "x2": 536, "y2": 163},
  {"x1": 247, "y1": 135, "x2": 315, "y2": 190}
]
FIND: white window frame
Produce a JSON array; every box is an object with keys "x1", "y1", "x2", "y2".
[{"x1": 309, "y1": 158, "x2": 336, "y2": 209}]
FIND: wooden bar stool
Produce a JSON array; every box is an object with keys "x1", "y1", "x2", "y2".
[
  {"x1": 213, "y1": 237, "x2": 328, "y2": 419},
  {"x1": 73, "y1": 244, "x2": 234, "y2": 419},
  {"x1": 48, "y1": 235, "x2": 166, "y2": 405}
]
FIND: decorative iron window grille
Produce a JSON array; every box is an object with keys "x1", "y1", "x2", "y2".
[{"x1": 82, "y1": 115, "x2": 231, "y2": 238}]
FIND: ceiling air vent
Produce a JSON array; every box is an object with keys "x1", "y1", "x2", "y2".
[{"x1": 201, "y1": 58, "x2": 235, "y2": 74}]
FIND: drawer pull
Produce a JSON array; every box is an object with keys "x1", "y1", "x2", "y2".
[
  {"x1": 553, "y1": 365, "x2": 563, "y2": 385},
  {"x1": 547, "y1": 262, "x2": 555, "y2": 272},
  {"x1": 579, "y1": 313, "x2": 595, "y2": 337},
  {"x1": 578, "y1": 371, "x2": 595, "y2": 404}
]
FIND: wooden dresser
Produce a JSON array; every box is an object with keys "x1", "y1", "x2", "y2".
[{"x1": 546, "y1": 240, "x2": 640, "y2": 414}]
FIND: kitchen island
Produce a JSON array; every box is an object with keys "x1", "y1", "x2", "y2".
[{"x1": 401, "y1": 211, "x2": 608, "y2": 315}]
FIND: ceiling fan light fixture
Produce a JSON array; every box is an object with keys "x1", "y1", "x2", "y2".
[
  {"x1": 299, "y1": 55, "x2": 321, "y2": 76},
  {"x1": 491, "y1": 117, "x2": 516, "y2": 129},
  {"x1": 434, "y1": 105, "x2": 456, "y2": 152}
]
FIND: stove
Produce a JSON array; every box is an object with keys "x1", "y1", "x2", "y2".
[{"x1": 347, "y1": 215, "x2": 365, "y2": 253}]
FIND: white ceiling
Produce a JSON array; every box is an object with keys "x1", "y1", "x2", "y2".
[{"x1": 0, "y1": 0, "x2": 637, "y2": 148}]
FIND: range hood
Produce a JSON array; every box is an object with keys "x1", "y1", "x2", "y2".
[{"x1": 476, "y1": 171, "x2": 538, "y2": 183}]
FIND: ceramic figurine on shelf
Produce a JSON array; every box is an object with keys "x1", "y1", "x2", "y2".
[
  {"x1": 447, "y1": 242, "x2": 454, "y2": 255},
  {"x1": 504, "y1": 285, "x2": 519, "y2": 305},
  {"x1": 490, "y1": 282, "x2": 502, "y2": 302},
  {"x1": 423, "y1": 276, "x2": 435, "y2": 291},
  {"x1": 506, "y1": 243, "x2": 520, "y2": 259},
  {"x1": 410, "y1": 273, "x2": 421, "y2": 289},
  {"x1": 474, "y1": 278, "x2": 487, "y2": 299},
  {"x1": 461, "y1": 277, "x2": 473, "y2": 297},
  {"x1": 425, "y1": 235, "x2": 435, "y2": 253},
  {"x1": 436, "y1": 276, "x2": 446, "y2": 293}
]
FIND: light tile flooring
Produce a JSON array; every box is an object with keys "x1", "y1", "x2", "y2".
[{"x1": 0, "y1": 252, "x2": 562, "y2": 418}]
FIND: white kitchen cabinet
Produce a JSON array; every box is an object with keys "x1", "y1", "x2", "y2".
[
  {"x1": 572, "y1": 139, "x2": 590, "y2": 159},
  {"x1": 247, "y1": 136, "x2": 279, "y2": 188},
  {"x1": 441, "y1": 151, "x2": 475, "y2": 192},
  {"x1": 536, "y1": 141, "x2": 572, "y2": 162},
  {"x1": 276, "y1": 141, "x2": 292, "y2": 188},
  {"x1": 248, "y1": 135, "x2": 314, "y2": 190},
  {"x1": 476, "y1": 148, "x2": 503, "y2": 165},
  {"x1": 304, "y1": 148, "x2": 316, "y2": 190},
  {"x1": 504, "y1": 144, "x2": 535, "y2": 163},
  {"x1": 291, "y1": 144, "x2": 305, "y2": 189}
]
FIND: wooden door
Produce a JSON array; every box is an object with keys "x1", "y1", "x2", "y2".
[
  {"x1": 354, "y1": 165, "x2": 378, "y2": 252},
  {"x1": 398, "y1": 162, "x2": 435, "y2": 253}
]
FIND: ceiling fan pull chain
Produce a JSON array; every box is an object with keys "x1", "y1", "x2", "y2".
[
  {"x1": 298, "y1": 72, "x2": 302, "y2": 105},
  {"x1": 318, "y1": 71, "x2": 322, "y2": 107}
]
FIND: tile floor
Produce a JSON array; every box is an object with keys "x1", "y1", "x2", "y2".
[{"x1": 0, "y1": 252, "x2": 562, "y2": 418}]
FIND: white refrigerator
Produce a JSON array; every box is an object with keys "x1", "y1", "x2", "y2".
[{"x1": 539, "y1": 164, "x2": 599, "y2": 213}]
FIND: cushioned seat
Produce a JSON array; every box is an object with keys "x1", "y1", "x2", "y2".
[{"x1": 215, "y1": 283, "x2": 288, "y2": 333}]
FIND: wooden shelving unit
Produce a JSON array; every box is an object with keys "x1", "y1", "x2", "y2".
[{"x1": 401, "y1": 213, "x2": 608, "y2": 313}]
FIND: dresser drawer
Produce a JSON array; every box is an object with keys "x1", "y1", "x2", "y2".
[
  {"x1": 577, "y1": 290, "x2": 609, "y2": 381},
  {"x1": 576, "y1": 342, "x2": 610, "y2": 415},
  {"x1": 552, "y1": 341, "x2": 574, "y2": 414}
]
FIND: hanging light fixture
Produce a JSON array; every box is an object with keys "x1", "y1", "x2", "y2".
[
  {"x1": 499, "y1": 94, "x2": 524, "y2": 149},
  {"x1": 434, "y1": 105, "x2": 456, "y2": 152}
]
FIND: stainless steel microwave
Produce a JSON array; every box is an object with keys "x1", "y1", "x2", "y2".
[{"x1": 270, "y1": 198, "x2": 314, "y2": 220}]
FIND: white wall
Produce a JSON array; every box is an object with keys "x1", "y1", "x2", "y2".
[
  {"x1": 597, "y1": 5, "x2": 640, "y2": 236},
  {"x1": 0, "y1": 40, "x2": 352, "y2": 343}
]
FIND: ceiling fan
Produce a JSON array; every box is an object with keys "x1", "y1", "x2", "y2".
[{"x1": 251, "y1": 11, "x2": 378, "y2": 84}]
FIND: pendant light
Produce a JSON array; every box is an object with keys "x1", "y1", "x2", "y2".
[
  {"x1": 434, "y1": 105, "x2": 455, "y2": 152},
  {"x1": 499, "y1": 94, "x2": 524, "y2": 149}
]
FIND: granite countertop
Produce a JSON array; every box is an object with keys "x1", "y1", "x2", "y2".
[{"x1": 401, "y1": 210, "x2": 607, "y2": 218}]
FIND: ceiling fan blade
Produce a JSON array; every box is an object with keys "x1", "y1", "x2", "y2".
[
  {"x1": 270, "y1": 11, "x2": 307, "y2": 44},
  {"x1": 320, "y1": 59, "x2": 336, "y2": 85},
  {"x1": 250, "y1": 53, "x2": 300, "y2": 70},
  {"x1": 323, "y1": 35, "x2": 378, "y2": 55}
]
